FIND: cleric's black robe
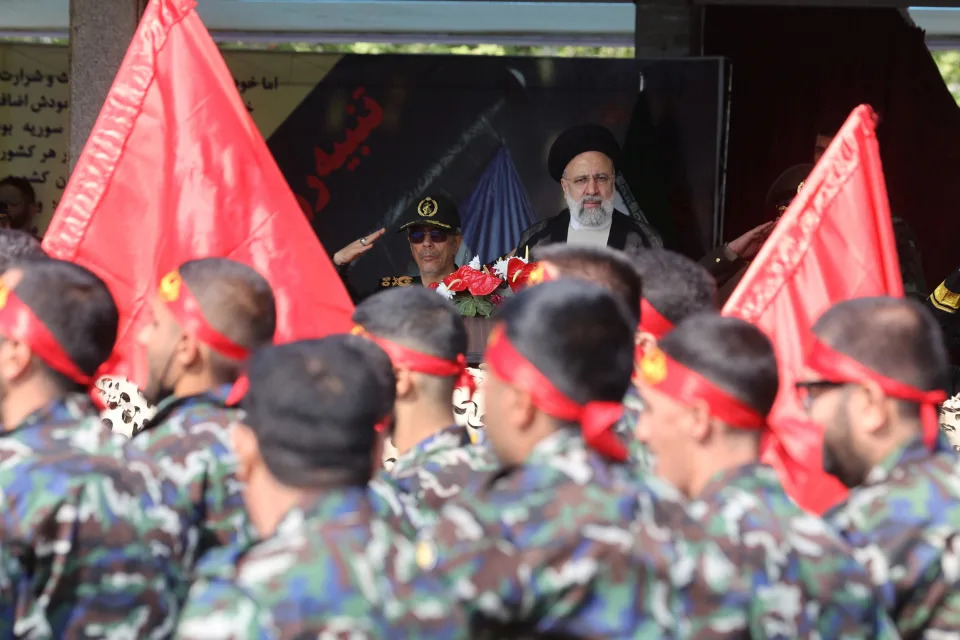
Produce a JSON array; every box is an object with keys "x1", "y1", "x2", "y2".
[{"x1": 515, "y1": 209, "x2": 656, "y2": 257}]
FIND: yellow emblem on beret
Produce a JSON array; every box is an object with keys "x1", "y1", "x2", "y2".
[
  {"x1": 0, "y1": 282, "x2": 10, "y2": 310},
  {"x1": 350, "y1": 324, "x2": 366, "y2": 336},
  {"x1": 640, "y1": 348, "x2": 668, "y2": 385},
  {"x1": 159, "y1": 270, "x2": 182, "y2": 302},
  {"x1": 417, "y1": 197, "x2": 438, "y2": 218},
  {"x1": 416, "y1": 539, "x2": 438, "y2": 571}
]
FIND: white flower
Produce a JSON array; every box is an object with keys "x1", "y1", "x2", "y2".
[
  {"x1": 468, "y1": 256, "x2": 481, "y2": 271},
  {"x1": 435, "y1": 282, "x2": 455, "y2": 300},
  {"x1": 493, "y1": 258, "x2": 509, "y2": 280}
]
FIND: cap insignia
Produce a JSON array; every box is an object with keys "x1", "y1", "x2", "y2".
[{"x1": 417, "y1": 197, "x2": 438, "y2": 218}]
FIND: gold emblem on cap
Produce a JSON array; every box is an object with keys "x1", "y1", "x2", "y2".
[
  {"x1": 797, "y1": 180, "x2": 805, "y2": 195},
  {"x1": 0, "y1": 282, "x2": 10, "y2": 310},
  {"x1": 417, "y1": 197, "x2": 438, "y2": 218},
  {"x1": 416, "y1": 539, "x2": 438, "y2": 571},
  {"x1": 159, "y1": 271, "x2": 182, "y2": 302},
  {"x1": 640, "y1": 348, "x2": 668, "y2": 385}
]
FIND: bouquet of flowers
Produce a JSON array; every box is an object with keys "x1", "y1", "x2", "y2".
[
  {"x1": 429, "y1": 257, "x2": 505, "y2": 318},
  {"x1": 493, "y1": 255, "x2": 546, "y2": 293}
]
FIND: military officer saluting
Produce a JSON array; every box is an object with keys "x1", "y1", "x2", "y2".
[{"x1": 333, "y1": 193, "x2": 463, "y2": 299}]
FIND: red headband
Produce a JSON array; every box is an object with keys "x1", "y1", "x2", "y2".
[
  {"x1": 159, "y1": 270, "x2": 250, "y2": 361},
  {"x1": 0, "y1": 283, "x2": 93, "y2": 386},
  {"x1": 351, "y1": 325, "x2": 475, "y2": 398},
  {"x1": 637, "y1": 347, "x2": 766, "y2": 429},
  {"x1": 484, "y1": 325, "x2": 627, "y2": 461},
  {"x1": 639, "y1": 299, "x2": 675, "y2": 339},
  {"x1": 805, "y1": 338, "x2": 947, "y2": 449}
]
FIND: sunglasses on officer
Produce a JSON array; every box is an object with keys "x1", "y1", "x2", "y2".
[{"x1": 407, "y1": 228, "x2": 449, "y2": 244}]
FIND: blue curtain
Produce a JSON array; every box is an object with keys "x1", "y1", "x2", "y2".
[{"x1": 460, "y1": 146, "x2": 536, "y2": 264}]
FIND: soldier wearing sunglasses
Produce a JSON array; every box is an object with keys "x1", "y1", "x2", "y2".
[{"x1": 332, "y1": 192, "x2": 463, "y2": 299}]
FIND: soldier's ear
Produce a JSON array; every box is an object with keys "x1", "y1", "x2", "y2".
[
  {"x1": 394, "y1": 368, "x2": 415, "y2": 399},
  {"x1": 687, "y1": 398, "x2": 712, "y2": 443},
  {"x1": 0, "y1": 339, "x2": 33, "y2": 386}
]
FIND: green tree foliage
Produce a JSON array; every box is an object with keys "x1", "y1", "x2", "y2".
[
  {"x1": 933, "y1": 50, "x2": 960, "y2": 106},
  {"x1": 218, "y1": 41, "x2": 634, "y2": 59}
]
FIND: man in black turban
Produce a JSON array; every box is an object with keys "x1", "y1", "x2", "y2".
[{"x1": 514, "y1": 124, "x2": 660, "y2": 257}]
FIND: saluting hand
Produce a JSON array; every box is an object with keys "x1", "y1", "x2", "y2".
[{"x1": 333, "y1": 228, "x2": 386, "y2": 267}]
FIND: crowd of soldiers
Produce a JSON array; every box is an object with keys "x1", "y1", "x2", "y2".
[{"x1": 0, "y1": 215, "x2": 957, "y2": 638}]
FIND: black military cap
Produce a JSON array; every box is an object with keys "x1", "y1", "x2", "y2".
[
  {"x1": 765, "y1": 164, "x2": 814, "y2": 213},
  {"x1": 547, "y1": 124, "x2": 621, "y2": 182},
  {"x1": 397, "y1": 192, "x2": 462, "y2": 233}
]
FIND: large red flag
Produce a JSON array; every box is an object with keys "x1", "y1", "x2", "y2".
[
  {"x1": 723, "y1": 105, "x2": 903, "y2": 514},
  {"x1": 42, "y1": 0, "x2": 354, "y2": 385}
]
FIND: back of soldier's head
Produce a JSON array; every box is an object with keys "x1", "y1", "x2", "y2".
[
  {"x1": 498, "y1": 279, "x2": 634, "y2": 406},
  {"x1": 353, "y1": 287, "x2": 466, "y2": 401},
  {"x1": 630, "y1": 249, "x2": 717, "y2": 325},
  {"x1": 659, "y1": 313, "x2": 779, "y2": 419},
  {"x1": 533, "y1": 244, "x2": 642, "y2": 325},
  {"x1": 11, "y1": 257, "x2": 118, "y2": 392},
  {"x1": 179, "y1": 258, "x2": 276, "y2": 381},
  {"x1": 813, "y1": 297, "x2": 948, "y2": 417},
  {"x1": 0, "y1": 230, "x2": 43, "y2": 274},
  {"x1": 353, "y1": 287, "x2": 466, "y2": 362},
  {"x1": 241, "y1": 335, "x2": 395, "y2": 487}
]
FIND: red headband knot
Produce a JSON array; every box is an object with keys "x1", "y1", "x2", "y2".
[
  {"x1": 159, "y1": 270, "x2": 250, "y2": 361},
  {"x1": 637, "y1": 347, "x2": 766, "y2": 430},
  {"x1": 0, "y1": 281, "x2": 94, "y2": 387},
  {"x1": 351, "y1": 325, "x2": 475, "y2": 399},
  {"x1": 805, "y1": 337, "x2": 947, "y2": 449},
  {"x1": 484, "y1": 325, "x2": 628, "y2": 462},
  {"x1": 639, "y1": 299, "x2": 675, "y2": 339}
]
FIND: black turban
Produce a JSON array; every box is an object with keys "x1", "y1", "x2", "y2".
[{"x1": 547, "y1": 124, "x2": 621, "y2": 182}]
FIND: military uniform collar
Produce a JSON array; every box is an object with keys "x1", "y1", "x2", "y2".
[
  {"x1": 275, "y1": 486, "x2": 371, "y2": 537},
  {"x1": 863, "y1": 435, "x2": 945, "y2": 486},
  {"x1": 698, "y1": 461, "x2": 769, "y2": 500},
  {"x1": 8, "y1": 393, "x2": 98, "y2": 434},
  {"x1": 390, "y1": 424, "x2": 469, "y2": 476},
  {"x1": 138, "y1": 384, "x2": 232, "y2": 435}
]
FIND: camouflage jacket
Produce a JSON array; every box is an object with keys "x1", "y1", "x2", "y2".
[
  {"x1": 419, "y1": 428, "x2": 682, "y2": 638},
  {"x1": 826, "y1": 436, "x2": 960, "y2": 638},
  {"x1": 701, "y1": 464, "x2": 897, "y2": 639},
  {"x1": 0, "y1": 395, "x2": 192, "y2": 638},
  {"x1": 129, "y1": 388, "x2": 251, "y2": 560},
  {"x1": 175, "y1": 487, "x2": 464, "y2": 639},
  {"x1": 618, "y1": 384, "x2": 655, "y2": 474},
  {"x1": 385, "y1": 424, "x2": 499, "y2": 530}
]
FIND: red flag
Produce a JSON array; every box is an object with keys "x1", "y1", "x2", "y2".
[
  {"x1": 42, "y1": 0, "x2": 354, "y2": 385},
  {"x1": 723, "y1": 105, "x2": 903, "y2": 514}
]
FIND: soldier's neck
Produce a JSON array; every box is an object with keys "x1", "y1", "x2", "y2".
[
  {"x1": 686, "y1": 440, "x2": 758, "y2": 499},
  {"x1": 393, "y1": 401, "x2": 455, "y2": 456},
  {"x1": 419, "y1": 263, "x2": 456, "y2": 286},
  {"x1": 173, "y1": 370, "x2": 220, "y2": 400},
  {"x1": 2, "y1": 376, "x2": 61, "y2": 431}
]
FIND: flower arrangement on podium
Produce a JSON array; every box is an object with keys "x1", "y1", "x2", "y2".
[{"x1": 429, "y1": 257, "x2": 505, "y2": 318}]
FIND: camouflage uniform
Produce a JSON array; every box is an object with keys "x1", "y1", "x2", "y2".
[
  {"x1": 618, "y1": 384, "x2": 655, "y2": 474},
  {"x1": 0, "y1": 395, "x2": 192, "y2": 638},
  {"x1": 418, "y1": 428, "x2": 682, "y2": 637},
  {"x1": 385, "y1": 424, "x2": 499, "y2": 530},
  {"x1": 175, "y1": 487, "x2": 464, "y2": 639},
  {"x1": 687, "y1": 463, "x2": 897, "y2": 639},
  {"x1": 129, "y1": 387, "x2": 251, "y2": 560},
  {"x1": 826, "y1": 436, "x2": 960, "y2": 638}
]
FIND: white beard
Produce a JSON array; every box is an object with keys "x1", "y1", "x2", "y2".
[{"x1": 566, "y1": 193, "x2": 614, "y2": 229}]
